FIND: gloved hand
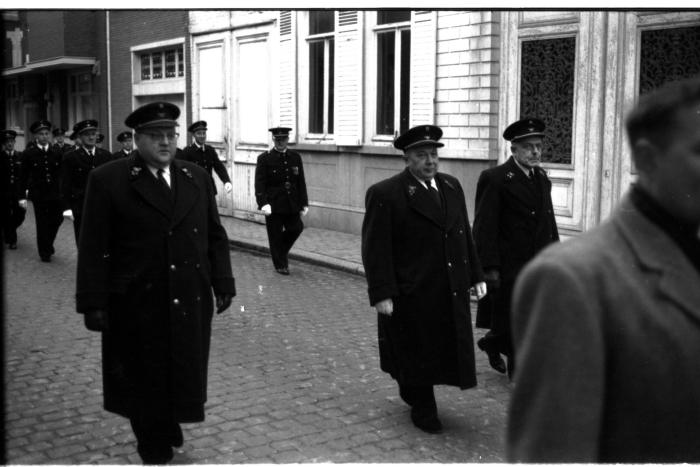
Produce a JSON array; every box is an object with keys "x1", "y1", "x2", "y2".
[
  {"x1": 224, "y1": 182, "x2": 233, "y2": 193},
  {"x1": 473, "y1": 281, "x2": 487, "y2": 300},
  {"x1": 215, "y1": 293, "x2": 234, "y2": 314},
  {"x1": 374, "y1": 298, "x2": 394, "y2": 316},
  {"x1": 300, "y1": 206, "x2": 309, "y2": 216},
  {"x1": 484, "y1": 269, "x2": 501, "y2": 290},
  {"x1": 261, "y1": 204, "x2": 272, "y2": 216},
  {"x1": 63, "y1": 209, "x2": 74, "y2": 221},
  {"x1": 19, "y1": 199, "x2": 28, "y2": 209},
  {"x1": 84, "y1": 309, "x2": 109, "y2": 332}
]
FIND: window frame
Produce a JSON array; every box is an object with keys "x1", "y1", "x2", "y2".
[
  {"x1": 369, "y1": 13, "x2": 411, "y2": 142},
  {"x1": 303, "y1": 11, "x2": 336, "y2": 141}
]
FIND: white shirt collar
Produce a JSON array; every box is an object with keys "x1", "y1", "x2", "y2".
[
  {"x1": 146, "y1": 164, "x2": 171, "y2": 186},
  {"x1": 409, "y1": 170, "x2": 438, "y2": 191}
]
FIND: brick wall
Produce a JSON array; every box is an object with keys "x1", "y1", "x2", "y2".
[
  {"x1": 26, "y1": 11, "x2": 65, "y2": 61},
  {"x1": 435, "y1": 11, "x2": 500, "y2": 160},
  {"x1": 108, "y1": 10, "x2": 188, "y2": 151}
]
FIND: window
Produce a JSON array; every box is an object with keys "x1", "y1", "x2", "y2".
[
  {"x1": 140, "y1": 47, "x2": 184, "y2": 81},
  {"x1": 639, "y1": 25, "x2": 700, "y2": 95},
  {"x1": 520, "y1": 37, "x2": 576, "y2": 164},
  {"x1": 68, "y1": 72, "x2": 95, "y2": 124},
  {"x1": 307, "y1": 11, "x2": 335, "y2": 135},
  {"x1": 5, "y1": 78, "x2": 22, "y2": 128},
  {"x1": 375, "y1": 10, "x2": 411, "y2": 136}
]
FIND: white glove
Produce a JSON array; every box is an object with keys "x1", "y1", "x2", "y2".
[
  {"x1": 301, "y1": 206, "x2": 309, "y2": 216},
  {"x1": 63, "y1": 209, "x2": 74, "y2": 221},
  {"x1": 19, "y1": 199, "x2": 28, "y2": 209},
  {"x1": 374, "y1": 298, "x2": 393, "y2": 316},
  {"x1": 261, "y1": 204, "x2": 272, "y2": 216},
  {"x1": 224, "y1": 182, "x2": 233, "y2": 193},
  {"x1": 473, "y1": 281, "x2": 487, "y2": 300}
]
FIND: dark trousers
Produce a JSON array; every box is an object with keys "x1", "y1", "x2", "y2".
[
  {"x1": 399, "y1": 383, "x2": 437, "y2": 411},
  {"x1": 478, "y1": 281, "x2": 515, "y2": 372},
  {"x1": 3, "y1": 200, "x2": 26, "y2": 245},
  {"x1": 264, "y1": 212, "x2": 304, "y2": 269},
  {"x1": 32, "y1": 199, "x2": 64, "y2": 258}
]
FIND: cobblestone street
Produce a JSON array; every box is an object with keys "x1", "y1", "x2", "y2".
[{"x1": 4, "y1": 208, "x2": 510, "y2": 464}]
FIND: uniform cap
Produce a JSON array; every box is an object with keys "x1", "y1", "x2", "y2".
[
  {"x1": 188, "y1": 120, "x2": 207, "y2": 133},
  {"x1": 393, "y1": 124, "x2": 444, "y2": 151},
  {"x1": 125, "y1": 101, "x2": 180, "y2": 130},
  {"x1": 1, "y1": 129, "x2": 17, "y2": 142},
  {"x1": 268, "y1": 127, "x2": 292, "y2": 138},
  {"x1": 73, "y1": 120, "x2": 99, "y2": 135},
  {"x1": 30, "y1": 120, "x2": 52, "y2": 134},
  {"x1": 52, "y1": 128, "x2": 67, "y2": 137},
  {"x1": 503, "y1": 118, "x2": 546, "y2": 142},
  {"x1": 116, "y1": 131, "x2": 133, "y2": 142}
]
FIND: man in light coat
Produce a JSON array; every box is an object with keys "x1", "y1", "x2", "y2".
[{"x1": 508, "y1": 77, "x2": 700, "y2": 462}]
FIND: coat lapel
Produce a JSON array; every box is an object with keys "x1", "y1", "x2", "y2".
[
  {"x1": 401, "y1": 169, "x2": 444, "y2": 228},
  {"x1": 436, "y1": 174, "x2": 460, "y2": 231},
  {"x1": 615, "y1": 195, "x2": 700, "y2": 322},
  {"x1": 171, "y1": 160, "x2": 200, "y2": 227},
  {"x1": 128, "y1": 153, "x2": 174, "y2": 220}
]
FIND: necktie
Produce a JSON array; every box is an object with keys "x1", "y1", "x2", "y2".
[
  {"x1": 157, "y1": 169, "x2": 173, "y2": 201},
  {"x1": 429, "y1": 181, "x2": 442, "y2": 208}
]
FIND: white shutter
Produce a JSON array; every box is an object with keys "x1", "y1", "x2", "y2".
[
  {"x1": 409, "y1": 10, "x2": 437, "y2": 126},
  {"x1": 278, "y1": 10, "x2": 297, "y2": 141},
  {"x1": 334, "y1": 11, "x2": 363, "y2": 146}
]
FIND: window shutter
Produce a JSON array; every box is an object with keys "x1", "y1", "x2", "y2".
[
  {"x1": 409, "y1": 11, "x2": 437, "y2": 126},
  {"x1": 334, "y1": 11, "x2": 363, "y2": 146},
  {"x1": 279, "y1": 10, "x2": 296, "y2": 140}
]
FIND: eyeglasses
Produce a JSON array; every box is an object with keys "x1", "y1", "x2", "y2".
[{"x1": 139, "y1": 131, "x2": 180, "y2": 142}]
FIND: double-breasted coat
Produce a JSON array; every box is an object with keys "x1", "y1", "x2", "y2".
[
  {"x1": 472, "y1": 156, "x2": 559, "y2": 329},
  {"x1": 178, "y1": 143, "x2": 231, "y2": 194},
  {"x1": 0, "y1": 149, "x2": 26, "y2": 241},
  {"x1": 362, "y1": 168, "x2": 484, "y2": 389},
  {"x1": 61, "y1": 147, "x2": 116, "y2": 216},
  {"x1": 76, "y1": 153, "x2": 236, "y2": 422},
  {"x1": 254, "y1": 148, "x2": 308, "y2": 213},
  {"x1": 20, "y1": 144, "x2": 64, "y2": 204}
]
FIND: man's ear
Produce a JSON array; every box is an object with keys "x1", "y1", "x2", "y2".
[{"x1": 631, "y1": 138, "x2": 659, "y2": 176}]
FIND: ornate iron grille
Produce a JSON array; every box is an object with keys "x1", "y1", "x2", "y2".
[
  {"x1": 520, "y1": 36, "x2": 576, "y2": 165},
  {"x1": 639, "y1": 25, "x2": 700, "y2": 95}
]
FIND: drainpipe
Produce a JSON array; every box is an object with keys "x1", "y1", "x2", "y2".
[{"x1": 106, "y1": 11, "x2": 112, "y2": 150}]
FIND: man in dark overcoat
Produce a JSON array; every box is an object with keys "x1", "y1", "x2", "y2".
[
  {"x1": 112, "y1": 131, "x2": 133, "y2": 158},
  {"x1": 76, "y1": 102, "x2": 235, "y2": 464},
  {"x1": 51, "y1": 128, "x2": 72, "y2": 154},
  {"x1": 254, "y1": 127, "x2": 309, "y2": 275},
  {"x1": 361, "y1": 124, "x2": 486, "y2": 434},
  {"x1": 177, "y1": 120, "x2": 232, "y2": 195},
  {"x1": 472, "y1": 118, "x2": 559, "y2": 376},
  {"x1": 508, "y1": 76, "x2": 700, "y2": 463},
  {"x1": 61, "y1": 119, "x2": 117, "y2": 243},
  {"x1": 1, "y1": 129, "x2": 26, "y2": 249},
  {"x1": 19, "y1": 120, "x2": 65, "y2": 262}
]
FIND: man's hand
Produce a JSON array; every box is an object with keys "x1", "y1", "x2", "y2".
[
  {"x1": 261, "y1": 204, "x2": 272, "y2": 216},
  {"x1": 84, "y1": 309, "x2": 109, "y2": 332},
  {"x1": 63, "y1": 209, "x2": 74, "y2": 221},
  {"x1": 473, "y1": 281, "x2": 487, "y2": 300},
  {"x1": 224, "y1": 182, "x2": 233, "y2": 193},
  {"x1": 18, "y1": 199, "x2": 27, "y2": 209},
  {"x1": 374, "y1": 298, "x2": 394, "y2": 316},
  {"x1": 215, "y1": 293, "x2": 234, "y2": 314},
  {"x1": 484, "y1": 269, "x2": 500, "y2": 290},
  {"x1": 300, "y1": 206, "x2": 309, "y2": 216}
]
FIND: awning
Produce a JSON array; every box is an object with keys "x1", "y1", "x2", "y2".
[{"x1": 2, "y1": 56, "x2": 96, "y2": 77}]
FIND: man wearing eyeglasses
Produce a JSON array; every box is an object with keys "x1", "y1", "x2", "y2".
[
  {"x1": 61, "y1": 119, "x2": 116, "y2": 243},
  {"x1": 76, "y1": 102, "x2": 236, "y2": 464},
  {"x1": 472, "y1": 118, "x2": 559, "y2": 377}
]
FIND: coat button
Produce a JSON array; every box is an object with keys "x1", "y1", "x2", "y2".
[
  {"x1": 447, "y1": 262, "x2": 452, "y2": 267},
  {"x1": 195, "y1": 263, "x2": 200, "y2": 269},
  {"x1": 170, "y1": 264, "x2": 176, "y2": 271},
  {"x1": 193, "y1": 227, "x2": 198, "y2": 233},
  {"x1": 196, "y1": 296, "x2": 201, "y2": 302},
  {"x1": 452, "y1": 292, "x2": 457, "y2": 297},
  {"x1": 531, "y1": 210, "x2": 536, "y2": 215},
  {"x1": 168, "y1": 231, "x2": 173, "y2": 236},
  {"x1": 173, "y1": 298, "x2": 180, "y2": 305}
]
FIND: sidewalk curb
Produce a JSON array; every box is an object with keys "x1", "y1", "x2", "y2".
[{"x1": 229, "y1": 239, "x2": 366, "y2": 277}]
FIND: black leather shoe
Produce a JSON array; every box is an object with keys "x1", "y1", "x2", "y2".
[
  {"x1": 275, "y1": 267, "x2": 290, "y2": 275},
  {"x1": 40, "y1": 256, "x2": 51, "y2": 262},
  {"x1": 137, "y1": 443, "x2": 174, "y2": 464},
  {"x1": 410, "y1": 407, "x2": 443, "y2": 434},
  {"x1": 8, "y1": 243, "x2": 17, "y2": 249},
  {"x1": 170, "y1": 423, "x2": 183, "y2": 448},
  {"x1": 478, "y1": 338, "x2": 506, "y2": 374}
]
